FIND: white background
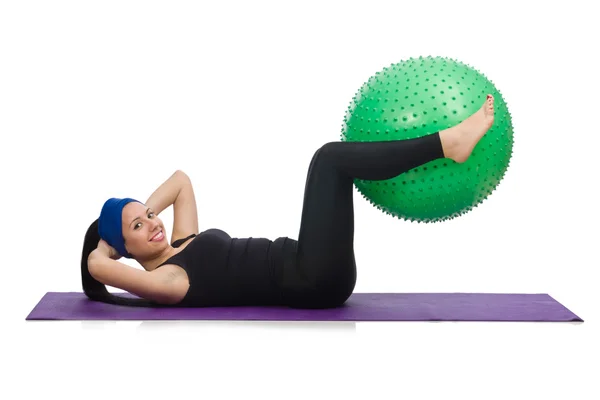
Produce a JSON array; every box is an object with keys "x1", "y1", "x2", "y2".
[{"x1": 1, "y1": 0, "x2": 598, "y2": 399}]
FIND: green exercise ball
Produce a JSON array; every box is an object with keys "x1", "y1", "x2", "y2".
[{"x1": 341, "y1": 55, "x2": 514, "y2": 223}]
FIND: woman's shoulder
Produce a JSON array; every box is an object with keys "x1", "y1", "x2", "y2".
[{"x1": 171, "y1": 233, "x2": 198, "y2": 248}]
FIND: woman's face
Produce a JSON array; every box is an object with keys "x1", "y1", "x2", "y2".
[{"x1": 121, "y1": 201, "x2": 168, "y2": 259}]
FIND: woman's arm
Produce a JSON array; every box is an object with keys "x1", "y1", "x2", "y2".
[
  {"x1": 145, "y1": 170, "x2": 199, "y2": 244},
  {"x1": 89, "y1": 239, "x2": 121, "y2": 261},
  {"x1": 145, "y1": 170, "x2": 189, "y2": 216},
  {"x1": 88, "y1": 242, "x2": 173, "y2": 304}
]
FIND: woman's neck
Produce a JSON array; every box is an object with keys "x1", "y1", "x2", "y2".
[{"x1": 139, "y1": 245, "x2": 179, "y2": 271}]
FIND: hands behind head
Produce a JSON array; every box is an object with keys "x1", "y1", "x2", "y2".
[{"x1": 97, "y1": 239, "x2": 122, "y2": 260}]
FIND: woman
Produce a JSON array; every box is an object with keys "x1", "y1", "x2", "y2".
[{"x1": 82, "y1": 95, "x2": 495, "y2": 309}]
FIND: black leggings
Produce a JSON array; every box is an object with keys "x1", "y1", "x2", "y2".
[{"x1": 284, "y1": 131, "x2": 445, "y2": 308}]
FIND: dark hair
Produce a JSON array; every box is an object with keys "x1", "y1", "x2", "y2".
[{"x1": 81, "y1": 218, "x2": 166, "y2": 307}]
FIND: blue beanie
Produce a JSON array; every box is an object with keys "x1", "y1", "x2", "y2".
[{"x1": 98, "y1": 197, "x2": 142, "y2": 259}]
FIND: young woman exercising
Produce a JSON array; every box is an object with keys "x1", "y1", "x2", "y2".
[{"x1": 81, "y1": 95, "x2": 495, "y2": 309}]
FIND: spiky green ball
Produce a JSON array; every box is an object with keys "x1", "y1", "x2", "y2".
[{"x1": 341, "y1": 56, "x2": 514, "y2": 223}]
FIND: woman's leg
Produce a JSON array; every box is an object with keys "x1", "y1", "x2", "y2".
[
  {"x1": 290, "y1": 133, "x2": 443, "y2": 307},
  {"x1": 289, "y1": 95, "x2": 495, "y2": 308}
]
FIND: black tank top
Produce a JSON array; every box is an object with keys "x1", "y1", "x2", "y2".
[{"x1": 156, "y1": 228, "x2": 295, "y2": 307}]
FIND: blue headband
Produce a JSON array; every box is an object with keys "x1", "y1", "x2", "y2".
[{"x1": 98, "y1": 197, "x2": 142, "y2": 259}]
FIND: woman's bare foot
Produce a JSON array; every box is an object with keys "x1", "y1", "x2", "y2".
[{"x1": 439, "y1": 95, "x2": 495, "y2": 163}]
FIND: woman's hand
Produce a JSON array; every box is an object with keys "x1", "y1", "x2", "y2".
[{"x1": 97, "y1": 239, "x2": 122, "y2": 260}]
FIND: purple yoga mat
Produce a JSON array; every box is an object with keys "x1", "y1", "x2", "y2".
[{"x1": 25, "y1": 292, "x2": 583, "y2": 322}]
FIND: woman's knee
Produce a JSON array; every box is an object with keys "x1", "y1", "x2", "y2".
[{"x1": 318, "y1": 142, "x2": 340, "y2": 158}]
